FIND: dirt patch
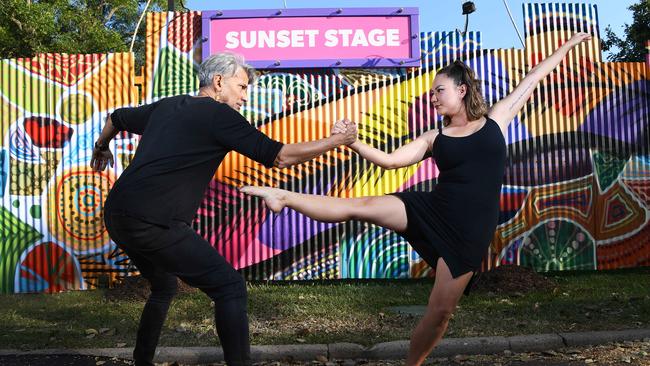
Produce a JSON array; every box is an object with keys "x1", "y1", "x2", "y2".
[
  {"x1": 104, "y1": 265, "x2": 554, "y2": 301},
  {"x1": 471, "y1": 265, "x2": 557, "y2": 295},
  {"x1": 104, "y1": 275, "x2": 197, "y2": 302}
]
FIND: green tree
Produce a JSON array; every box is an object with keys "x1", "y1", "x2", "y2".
[
  {"x1": 602, "y1": 0, "x2": 649, "y2": 62},
  {"x1": 0, "y1": 0, "x2": 185, "y2": 67}
]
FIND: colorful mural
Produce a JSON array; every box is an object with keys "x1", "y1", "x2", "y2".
[
  {"x1": 143, "y1": 4, "x2": 648, "y2": 281},
  {"x1": 0, "y1": 53, "x2": 137, "y2": 293},
  {"x1": 0, "y1": 3, "x2": 647, "y2": 293}
]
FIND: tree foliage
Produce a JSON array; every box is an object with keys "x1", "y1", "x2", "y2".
[
  {"x1": 0, "y1": 0, "x2": 185, "y2": 66},
  {"x1": 602, "y1": 0, "x2": 649, "y2": 62}
]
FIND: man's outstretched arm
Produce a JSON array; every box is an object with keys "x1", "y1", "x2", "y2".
[{"x1": 273, "y1": 123, "x2": 357, "y2": 168}]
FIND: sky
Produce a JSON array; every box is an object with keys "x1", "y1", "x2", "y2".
[{"x1": 184, "y1": 0, "x2": 637, "y2": 55}]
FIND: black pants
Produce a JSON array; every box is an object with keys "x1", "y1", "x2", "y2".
[{"x1": 104, "y1": 213, "x2": 251, "y2": 366}]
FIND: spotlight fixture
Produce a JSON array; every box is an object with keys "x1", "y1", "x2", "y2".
[
  {"x1": 457, "y1": 1, "x2": 476, "y2": 36},
  {"x1": 462, "y1": 1, "x2": 476, "y2": 15}
]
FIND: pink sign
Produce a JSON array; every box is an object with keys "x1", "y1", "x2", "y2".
[{"x1": 202, "y1": 8, "x2": 420, "y2": 68}]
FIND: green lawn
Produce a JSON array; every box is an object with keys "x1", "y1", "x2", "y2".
[{"x1": 1, "y1": 268, "x2": 648, "y2": 350}]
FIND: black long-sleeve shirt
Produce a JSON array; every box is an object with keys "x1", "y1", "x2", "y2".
[{"x1": 104, "y1": 95, "x2": 283, "y2": 227}]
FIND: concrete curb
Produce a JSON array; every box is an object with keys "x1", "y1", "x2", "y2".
[
  {"x1": 432, "y1": 336, "x2": 510, "y2": 357},
  {"x1": 559, "y1": 329, "x2": 650, "y2": 347},
  {"x1": 1, "y1": 328, "x2": 649, "y2": 364}
]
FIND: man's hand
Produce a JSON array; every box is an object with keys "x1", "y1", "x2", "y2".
[
  {"x1": 90, "y1": 143, "x2": 114, "y2": 171},
  {"x1": 331, "y1": 119, "x2": 358, "y2": 145},
  {"x1": 331, "y1": 119, "x2": 348, "y2": 135}
]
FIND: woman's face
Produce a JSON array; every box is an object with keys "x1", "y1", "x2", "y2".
[{"x1": 429, "y1": 73, "x2": 466, "y2": 117}]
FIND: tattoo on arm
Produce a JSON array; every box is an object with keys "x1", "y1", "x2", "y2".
[{"x1": 509, "y1": 81, "x2": 534, "y2": 111}]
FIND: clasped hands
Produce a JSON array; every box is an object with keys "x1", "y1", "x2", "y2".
[{"x1": 331, "y1": 118, "x2": 358, "y2": 146}]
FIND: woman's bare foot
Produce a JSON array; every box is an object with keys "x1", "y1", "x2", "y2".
[{"x1": 240, "y1": 186, "x2": 287, "y2": 213}]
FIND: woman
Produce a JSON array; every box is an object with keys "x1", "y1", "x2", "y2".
[{"x1": 242, "y1": 33, "x2": 591, "y2": 365}]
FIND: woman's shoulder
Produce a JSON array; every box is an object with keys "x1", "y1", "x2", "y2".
[{"x1": 420, "y1": 127, "x2": 441, "y2": 141}]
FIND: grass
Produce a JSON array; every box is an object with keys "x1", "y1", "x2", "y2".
[{"x1": 0, "y1": 268, "x2": 648, "y2": 350}]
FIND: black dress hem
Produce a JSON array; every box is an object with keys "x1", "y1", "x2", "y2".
[{"x1": 389, "y1": 192, "x2": 475, "y2": 279}]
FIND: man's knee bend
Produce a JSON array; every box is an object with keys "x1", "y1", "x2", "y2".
[
  {"x1": 150, "y1": 280, "x2": 178, "y2": 301},
  {"x1": 205, "y1": 277, "x2": 247, "y2": 304},
  {"x1": 225, "y1": 277, "x2": 247, "y2": 300}
]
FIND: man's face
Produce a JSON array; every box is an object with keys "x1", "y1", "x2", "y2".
[{"x1": 216, "y1": 67, "x2": 249, "y2": 111}]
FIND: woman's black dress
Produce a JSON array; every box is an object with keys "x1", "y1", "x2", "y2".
[{"x1": 392, "y1": 117, "x2": 506, "y2": 278}]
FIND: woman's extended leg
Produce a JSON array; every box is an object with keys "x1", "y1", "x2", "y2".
[
  {"x1": 240, "y1": 186, "x2": 408, "y2": 232},
  {"x1": 405, "y1": 258, "x2": 473, "y2": 366}
]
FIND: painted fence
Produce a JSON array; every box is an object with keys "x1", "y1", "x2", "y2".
[
  {"x1": 0, "y1": 53, "x2": 137, "y2": 293},
  {"x1": 0, "y1": 3, "x2": 647, "y2": 293}
]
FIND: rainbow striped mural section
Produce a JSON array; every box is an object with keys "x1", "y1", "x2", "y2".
[{"x1": 0, "y1": 3, "x2": 647, "y2": 293}]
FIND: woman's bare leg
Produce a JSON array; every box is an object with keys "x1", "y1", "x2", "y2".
[
  {"x1": 242, "y1": 185, "x2": 472, "y2": 365},
  {"x1": 405, "y1": 258, "x2": 473, "y2": 366},
  {"x1": 240, "y1": 186, "x2": 408, "y2": 232}
]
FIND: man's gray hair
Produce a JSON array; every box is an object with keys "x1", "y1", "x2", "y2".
[{"x1": 198, "y1": 52, "x2": 257, "y2": 87}]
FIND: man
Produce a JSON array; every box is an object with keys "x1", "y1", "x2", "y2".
[{"x1": 90, "y1": 51, "x2": 356, "y2": 366}]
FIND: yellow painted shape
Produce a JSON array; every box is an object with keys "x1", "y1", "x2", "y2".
[
  {"x1": 78, "y1": 53, "x2": 137, "y2": 112},
  {"x1": 145, "y1": 12, "x2": 167, "y2": 100},
  {"x1": 57, "y1": 93, "x2": 95, "y2": 125},
  {"x1": 0, "y1": 97, "x2": 23, "y2": 135},
  {"x1": 0, "y1": 59, "x2": 64, "y2": 115},
  {"x1": 352, "y1": 71, "x2": 435, "y2": 196},
  {"x1": 46, "y1": 168, "x2": 115, "y2": 252}
]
